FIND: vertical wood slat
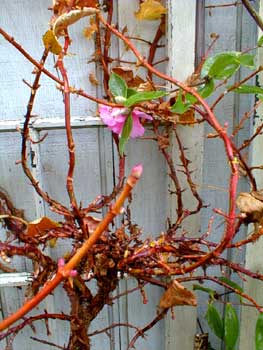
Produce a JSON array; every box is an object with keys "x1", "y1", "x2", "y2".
[
  {"x1": 113, "y1": 2, "x2": 168, "y2": 350},
  {"x1": 166, "y1": 1, "x2": 198, "y2": 349},
  {"x1": 239, "y1": 1, "x2": 263, "y2": 348}
]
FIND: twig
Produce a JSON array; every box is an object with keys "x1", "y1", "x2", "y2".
[
  {"x1": 30, "y1": 337, "x2": 66, "y2": 350},
  {"x1": 127, "y1": 309, "x2": 168, "y2": 350},
  {"x1": 241, "y1": 0, "x2": 263, "y2": 31}
]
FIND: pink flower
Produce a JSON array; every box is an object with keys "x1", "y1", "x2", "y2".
[{"x1": 99, "y1": 105, "x2": 152, "y2": 138}]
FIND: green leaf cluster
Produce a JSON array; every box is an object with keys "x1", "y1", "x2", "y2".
[
  {"x1": 196, "y1": 51, "x2": 257, "y2": 101},
  {"x1": 202, "y1": 51, "x2": 255, "y2": 80},
  {"x1": 205, "y1": 303, "x2": 239, "y2": 350}
]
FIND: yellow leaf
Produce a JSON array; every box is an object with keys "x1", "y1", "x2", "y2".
[
  {"x1": 49, "y1": 237, "x2": 58, "y2": 248},
  {"x1": 27, "y1": 217, "x2": 61, "y2": 237},
  {"x1": 135, "y1": 0, "x2": 167, "y2": 21},
  {"x1": 42, "y1": 30, "x2": 62, "y2": 55}
]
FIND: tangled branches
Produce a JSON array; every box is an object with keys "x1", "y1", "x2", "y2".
[{"x1": 0, "y1": 1, "x2": 263, "y2": 349}]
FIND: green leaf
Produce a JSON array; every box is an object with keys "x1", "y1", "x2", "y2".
[
  {"x1": 233, "y1": 84, "x2": 263, "y2": 94},
  {"x1": 185, "y1": 93, "x2": 197, "y2": 104},
  {"x1": 124, "y1": 91, "x2": 166, "y2": 107},
  {"x1": 255, "y1": 313, "x2": 263, "y2": 350},
  {"x1": 193, "y1": 284, "x2": 216, "y2": 298},
  {"x1": 218, "y1": 277, "x2": 243, "y2": 292},
  {"x1": 224, "y1": 303, "x2": 239, "y2": 350},
  {"x1": 170, "y1": 90, "x2": 191, "y2": 114},
  {"x1": 205, "y1": 303, "x2": 224, "y2": 340},
  {"x1": 201, "y1": 56, "x2": 216, "y2": 77},
  {"x1": 208, "y1": 53, "x2": 240, "y2": 80},
  {"x1": 218, "y1": 276, "x2": 243, "y2": 302},
  {"x1": 202, "y1": 51, "x2": 255, "y2": 81},
  {"x1": 258, "y1": 35, "x2": 263, "y2": 47},
  {"x1": 201, "y1": 52, "x2": 240, "y2": 79},
  {"x1": 237, "y1": 54, "x2": 255, "y2": 69},
  {"x1": 198, "y1": 79, "x2": 215, "y2": 98},
  {"x1": 119, "y1": 114, "x2": 133, "y2": 156},
  {"x1": 109, "y1": 73, "x2": 127, "y2": 98},
  {"x1": 127, "y1": 88, "x2": 137, "y2": 98}
]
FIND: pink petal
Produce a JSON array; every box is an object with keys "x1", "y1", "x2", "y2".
[
  {"x1": 130, "y1": 114, "x2": 145, "y2": 138},
  {"x1": 99, "y1": 105, "x2": 126, "y2": 135},
  {"x1": 132, "y1": 109, "x2": 153, "y2": 121},
  {"x1": 110, "y1": 121, "x2": 124, "y2": 135}
]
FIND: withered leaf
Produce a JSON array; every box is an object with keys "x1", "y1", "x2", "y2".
[
  {"x1": 135, "y1": 0, "x2": 167, "y2": 21},
  {"x1": 159, "y1": 280, "x2": 197, "y2": 309},
  {"x1": 236, "y1": 192, "x2": 263, "y2": 214},
  {"x1": 178, "y1": 109, "x2": 196, "y2": 125},
  {"x1": 251, "y1": 190, "x2": 263, "y2": 202},
  {"x1": 89, "y1": 73, "x2": 99, "y2": 86},
  {"x1": 83, "y1": 215, "x2": 101, "y2": 234},
  {"x1": 112, "y1": 67, "x2": 145, "y2": 88},
  {"x1": 53, "y1": 7, "x2": 99, "y2": 37},
  {"x1": 83, "y1": 17, "x2": 98, "y2": 39},
  {"x1": 27, "y1": 217, "x2": 61, "y2": 237},
  {"x1": 52, "y1": 0, "x2": 98, "y2": 16},
  {"x1": 112, "y1": 67, "x2": 134, "y2": 84}
]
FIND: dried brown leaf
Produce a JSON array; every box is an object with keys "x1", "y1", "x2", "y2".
[
  {"x1": 236, "y1": 192, "x2": 263, "y2": 214},
  {"x1": 83, "y1": 215, "x2": 101, "y2": 234},
  {"x1": 89, "y1": 73, "x2": 99, "y2": 86},
  {"x1": 178, "y1": 109, "x2": 196, "y2": 124},
  {"x1": 83, "y1": 17, "x2": 98, "y2": 39},
  {"x1": 27, "y1": 217, "x2": 61, "y2": 237},
  {"x1": 159, "y1": 280, "x2": 197, "y2": 309}
]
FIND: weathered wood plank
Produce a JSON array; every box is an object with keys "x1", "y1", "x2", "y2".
[
  {"x1": 166, "y1": 1, "x2": 198, "y2": 349},
  {"x1": 0, "y1": 0, "x2": 97, "y2": 120}
]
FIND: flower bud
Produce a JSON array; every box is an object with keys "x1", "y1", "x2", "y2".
[{"x1": 114, "y1": 96, "x2": 127, "y2": 104}]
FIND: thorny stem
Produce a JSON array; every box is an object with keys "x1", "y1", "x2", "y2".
[
  {"x1": 56, "y1": 35, "x2": 86, "y2": 235},
  {"x1": 20, "y1": 48, "x2": 70, "y2": 216},
  {"x1": 179, "y1": 276, "x2": 261, "y2": 311}
]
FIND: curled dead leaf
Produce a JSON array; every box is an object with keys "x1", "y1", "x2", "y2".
[
  {"x1": 236, "y1": 192, "x2": 263, "y2": 214},
  {"x1": 159, "y1": 280, "x2": 197, "y2": 309},
  {"x1": 112, "y1": 67, "x2": 145, "y2": 88},
  {"x1": 83, "y1": 215, "x2": 101, "y2": 234},
  {"x1": 53, "y1": 7, "x2": 99, "y2": 37},
  {"x1": 135, "y1": 0, "x2": 167, "y2": 21},
  {"x1": 27, "y1": 217, "x2": 61, "y2": 237},
  {"x1": 52, "y1": 0, "x2": 98, "y2": 16},
  {"x1": 89, "y1": 73, "x2": 99, "y2": 86},
  {"x1": 236, "y1": 191, "x2": 263, "y2": 225}
]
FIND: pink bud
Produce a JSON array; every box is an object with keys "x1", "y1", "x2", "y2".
[
  {"x1": 69, "y1": 270, "x2": 78, "y2": 277},
  {"x1": 58, "y1": 258, "x2": 65, "y2": 268},
  {"x1": 131, "y1": 163, "x2": 143, "y2": 179}
]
